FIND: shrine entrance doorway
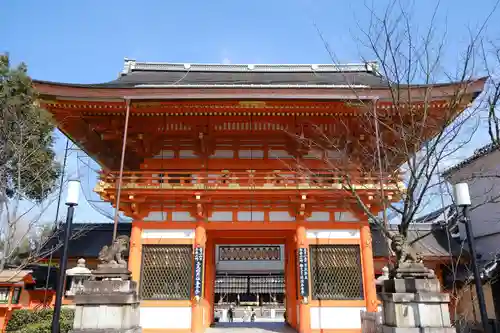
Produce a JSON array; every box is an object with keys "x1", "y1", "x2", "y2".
[{"x1": 205, "y1": 230, "x2": 297, "y2": 328}]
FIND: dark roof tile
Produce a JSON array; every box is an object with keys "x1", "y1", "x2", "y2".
[
  {"x1": 371, "y1": 223, "x2": 465, "y2": 258},
  {"x1": 106, "y1": 69, "x2": 389, "y2": 88},
  {"x1": 443, "y1": 142, "x2": 500, "y2": 177},
  {"x1": 37, "y1": 60, "x2": 388, "y2": 89},
  {"x1": 43, "y1": 223, "x2": 132, "y2": 259}
]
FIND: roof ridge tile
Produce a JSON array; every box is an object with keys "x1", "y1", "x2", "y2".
[{"x1": 122, "y1": 59, "x2": 379, "y2": 74}]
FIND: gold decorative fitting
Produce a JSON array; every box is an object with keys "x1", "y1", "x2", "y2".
[
  {"x1": 238, "y1": 101, "x2": 267, "y2": 108},
  {"x1": 93, "y1": 180, "x2": 111, "y2": 194}
]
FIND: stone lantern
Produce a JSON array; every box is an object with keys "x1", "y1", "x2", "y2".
[
  {"x1": 65, "y1": 258, "x2": 91, "y2": 297},
  {"x1": 375, "y1": 266, "x2": 390, "y2": 286}
]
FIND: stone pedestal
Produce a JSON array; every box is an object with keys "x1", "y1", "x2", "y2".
[
  {"x1": 70, "y1": 267, "x2": 141, "y2": 333},
  {"x1": 92, "y1": 264, "x2": 134, "y2": 281},
  {"x1": 380, "y1": 263, "x2": 453, "y2": 333}
]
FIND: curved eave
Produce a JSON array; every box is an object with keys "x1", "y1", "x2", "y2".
[{"x1": 33, "y1": 77, "x2": 487, "y2": 102}]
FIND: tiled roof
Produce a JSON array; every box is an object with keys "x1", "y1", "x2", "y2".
[
  {"x1": 99, "y1": 59, "x2": 389, "y2": 89},
  {"x1": 371, "y1": 223, "x2": 465, "y2": 258},
  {"x1": 0, "y1": 270, "x2": 32, "y2": 283},
  {"x1": 43, "y1": 222, "x2": 463, "y2": 260},
  {"x1": 42, "y1": 223, "x2": 132, "y2": 259},
  {"x1": 413, "y1": 205, "x2": 458, "y2": 224},
  {"x1": 442, "y1": 142, "x2": 500, "y2": 177}
]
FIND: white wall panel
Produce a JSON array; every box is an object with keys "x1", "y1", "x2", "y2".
[
  {"x1": 310, "y1": 306, "x2": 366, "y2": 329},
  {"x1": 140, "y1": 307, "x2": 191, "y2": 329},
  {"x1": 306, "y1": 229, "x2": 360, "y2": 239},
  {"x1": 141, "y1": 229, "x2": 194, "y2": 239}
]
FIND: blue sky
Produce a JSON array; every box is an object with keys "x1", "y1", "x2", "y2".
[{"x1": 1, "y1": 0, "x2": 499, "y2": 223}]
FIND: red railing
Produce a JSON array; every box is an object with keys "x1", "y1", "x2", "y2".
[{"x1": 98, "y1": 170, "x2": 402, "y2": 190}]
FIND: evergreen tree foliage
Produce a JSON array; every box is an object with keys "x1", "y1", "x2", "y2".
[{"x1": 0, "y1": 54, "x2": 60, "y2": 203}]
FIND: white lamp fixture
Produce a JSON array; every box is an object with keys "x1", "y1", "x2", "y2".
[
  {"x1": 452, "y1": 182, "x2": 489, "y2": 332},
  {"x1": 66, "y1": 180, "x2": 80, "y2": 206},
  {"x1": 454, "y1": 182, "x2": 471, "y2": 206}
]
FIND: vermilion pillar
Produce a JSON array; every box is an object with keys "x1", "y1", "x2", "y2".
[
  {"x1": 192, "y1": 225, "x2": 206, "y2": 333},
  {"x1": 285, "y1": 235, "x2": 298, "y2": 328},
  {"x1": 296, "y1": 225, "x2": 311, "y2": 333},
  {"x1": 203, "y1": 238, "x2": 215, "y2": 328},
  {"x1": 128, "y1": 222, "x2": 141, "y2": 283},
  {"x1": 360, "y1": 223, "x2": 378, "y2": 312}
]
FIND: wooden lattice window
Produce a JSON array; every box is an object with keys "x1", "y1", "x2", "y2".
[
  {"x1": 140, "y1": 245, "x2": 192, "y2": 300},
  {"x1": 11, "y1": 287, "x2": 21, "y2": 304},
  {"x1": 0, "y1": 287, "x2": 9, "y2": 303},
  {"x1": 310, "y1": 245, "x2": 364, "y2": 300}
]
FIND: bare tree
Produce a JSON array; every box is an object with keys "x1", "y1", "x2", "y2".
[
  {"x1": 287, "y1": 1, "x2": 494, "y2": 270},
  {"x1": 482, "y1": 41, "x2": 500, "y2": 144}
]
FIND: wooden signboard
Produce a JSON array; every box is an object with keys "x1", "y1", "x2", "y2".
[
  {"x1": 298, "y1": 248, "x2": 310, "y2": 297},
  {"x1": 193, "y1": 246, "x2": 204, "y2": 298}
]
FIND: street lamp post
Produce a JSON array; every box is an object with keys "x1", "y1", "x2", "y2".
[
  {"x1": 51, "y1": 180, "x2": 80, "y2": 333},
  {"x1": 454, "y1": 182, "x2": 490, "y2": 333}
]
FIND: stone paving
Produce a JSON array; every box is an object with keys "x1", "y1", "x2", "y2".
[{"x1": 206, "y1": 320, "x2": 295, "y2": 333}]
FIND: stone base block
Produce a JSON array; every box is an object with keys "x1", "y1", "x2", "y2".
[
  {"x1": 381, "y1": 292, "x2": 450, "y2": 304},
  {"x1": 92, "y1": 266, "x2": 131, "y2": 281},
  {"x1": 71, "y1": 278, "x2": 141, "y2": 332},
  {"x1": 73, "y1": 303, "x2": 140, "y2": 331},
  {"x1": 75, "y1": 280, "x2": 138, "y2": 305},
  {"x1": 71, "y1": 328, "x2": 141, "y2": 333},
  {"x1": 383, "y1": 278, "x2": 441, "y2": 294},
  {"x1": 381, "y1": 289, "x2": 452, "y2": 328},
  {"x1": 391, "y1": 263, "x2": 436, "y2": 280},
  {"x1": 382, "y1": 325, "x2": 455, "y2": 333}
]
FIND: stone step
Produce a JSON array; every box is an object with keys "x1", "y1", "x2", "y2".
[{"x1": 207, "y1": 322, "x2": 294, "y2": 333}]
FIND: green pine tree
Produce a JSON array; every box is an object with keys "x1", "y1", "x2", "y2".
[{"x1": 0, "y1": 54, "x2": 61, "y2": 269}]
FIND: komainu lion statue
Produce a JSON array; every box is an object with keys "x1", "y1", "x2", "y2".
[
  {"x1": 391, "y1": 234, "x2": 422, "y2": 267},
  {"x1": 98, "y1": 235, "x2": 130, "y2": 267}
]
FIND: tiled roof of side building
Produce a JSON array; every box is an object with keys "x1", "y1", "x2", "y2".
[
  {"x1": 371, "y1": 223, "x2": 466, "y2": 258},
  {"x1": 442, "y1": 142, "x2": 500, "y2": 178},
  {"x1": 42, "y1": 222, "x2": 133, "y2": 259},
  {"x1": 413, "y1": 205, "x2": 458, "y2": 225},
  {"x1": 42, "y1": 222, "x2": 464, "y2": 260},
  {"x1": 33, "y1": 58, "x2": 390, "y2": 88}
]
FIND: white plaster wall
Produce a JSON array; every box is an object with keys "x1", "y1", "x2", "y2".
[
  {"x1": 143, "y1": 211, "x2": 168, "y2": 221},
  {"x1": 310, "y1": 306, "x2": 366, "y2": 329},
  {"x1": 215, "y1": 244, "x2": 285, "y2": 273},
  {"x1": 306, "y1": 212, "x2": 330, "y2": 222},
  {"x1": 335, "y1": 211, "x2": 359, "y2": 222},
  {"x1": 306, "y1": 229, "x2": 360, "y2": 239},
  {"x1": 140, "y1": 307, "x2": 191, "y2": 329},
  {"x1": 473, "y1": 233, "x2": 500, "y2": 261},
  {"x1": 141, "y1": 229, "x2": 195, "y2": 239},
  {"x1": 447, "y1": 150, "x2": 500, "y2": 260}
]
